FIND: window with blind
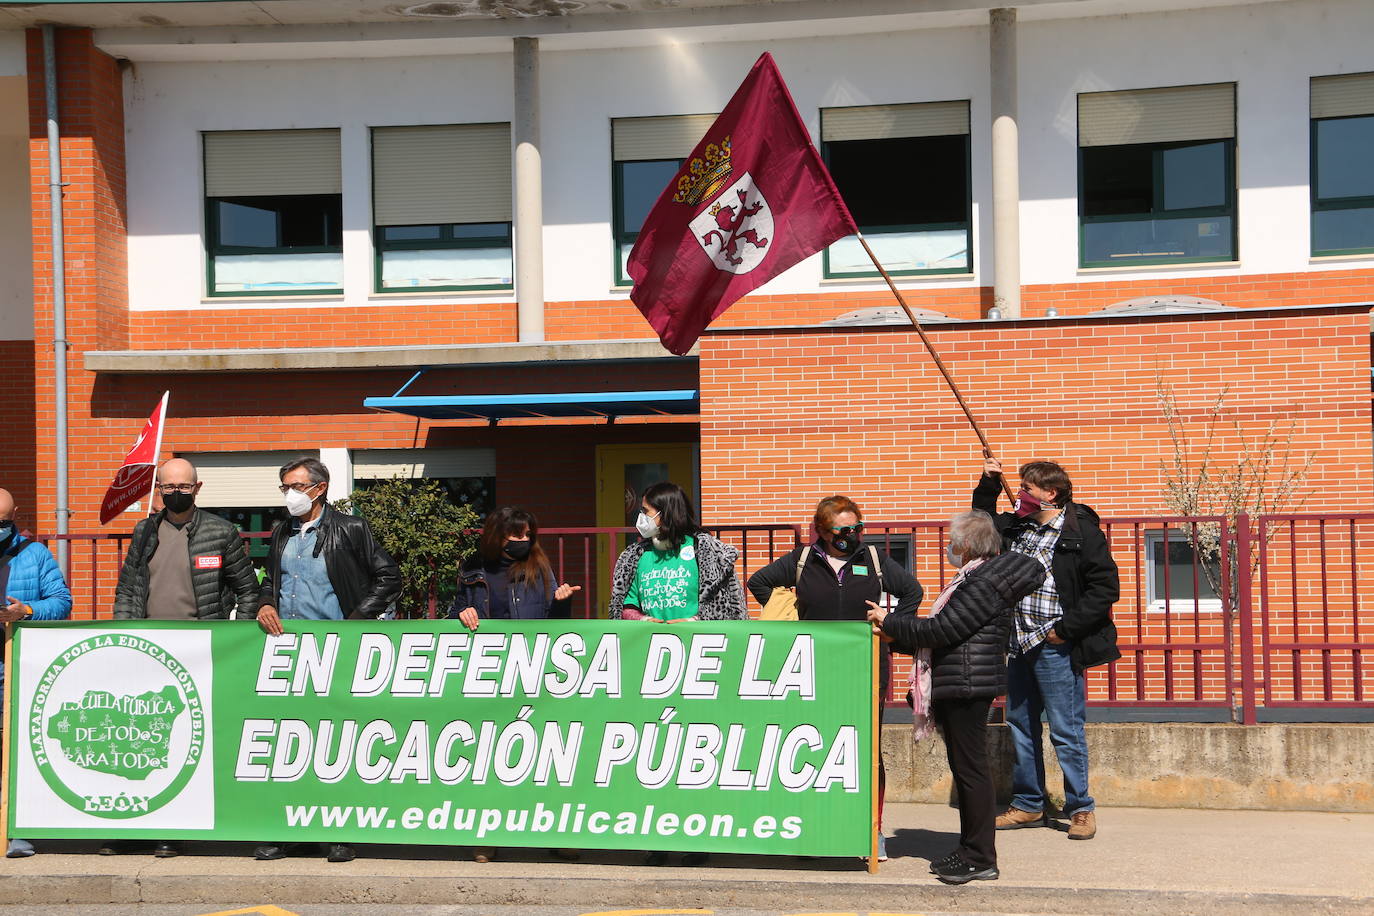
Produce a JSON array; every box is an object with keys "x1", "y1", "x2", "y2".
[
  {"x1": 611, "y1": 114, "x2": 716, "y2": 286},
  {"x1": 371, "y1": 124, "x2": 513, "y2": 291},
  {"x1": 1311, "y1": 73, "x2": 1374, "y2": 256},
  {"x1": 1077, "y1": 83, "x2": 1237, "y2": 267},
  {"x1": 203, "y1": 129, "x2": 343, "y2": 296},
  {"x1": 821, "y1": 101, "x2": 971, "y2": 277}
]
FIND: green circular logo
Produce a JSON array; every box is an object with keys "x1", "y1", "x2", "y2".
[{"x1": 29, "y1": 634, "x2": 206, "y2": 819}]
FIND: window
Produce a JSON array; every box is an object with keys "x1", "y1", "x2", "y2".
[
  {"x1": 821, "y1": 101, "x2": 971, "y2": 277},
  {"x1": 204, "y1": 130, "x2": 343, "y2": 295},
  {"x1": 1145, "y1": 528, "x2": 1221, "y2": 613},
  {"x1": 351, "y1": 448, "x2": 497, "y2": 516},
  {"x1": 371, "y1": 124, "x2": 513, "y2": 291},
  {"x1": 612, "y1": 114, "x2": 717, "y2": 286},
  {"x1": 1078, "y1": 84, "x2": 1236, "y2": 267},
  {"x1": 1311, "y1": 73, "x2": 1374, "y2": 256}
]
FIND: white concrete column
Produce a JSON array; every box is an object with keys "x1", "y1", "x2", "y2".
[
  {"x1": 319, "y1": 447, "x2": 353, "y2": 503},
  {"x1": 513, "y1": 37, "x2": 544, "y2": 342},
  {"x1": 989, "y1": 8, "x2": 1021, "y2": 318}
]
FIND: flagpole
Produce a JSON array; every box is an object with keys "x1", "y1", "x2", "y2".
[
  {"x1": 145, "y1": 391, "x2": 170, "y2": 511},
  {"x1": 852, "y1": 231, "x2": 1016, "y2": 505}
]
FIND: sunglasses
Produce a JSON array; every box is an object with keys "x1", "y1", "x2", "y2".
[{"x1": 830, "y1": 523, "x2": 864, "y2": 538}]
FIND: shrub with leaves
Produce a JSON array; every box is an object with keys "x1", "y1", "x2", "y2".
[{"x1": 336, "y1": 477, "x2": 479, "y2": 618}]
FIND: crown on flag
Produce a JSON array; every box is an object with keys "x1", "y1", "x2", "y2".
[{"x1": 673, "y1": 136, "x2": 733, "y2": 206}]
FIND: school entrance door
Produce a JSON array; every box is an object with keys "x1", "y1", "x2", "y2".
[{"x1": 594, "y1": 444, "x2": 697, "y2": 617}]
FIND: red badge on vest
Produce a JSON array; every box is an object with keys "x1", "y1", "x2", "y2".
[{"x1": 194, "y1": 555, "x2": 222, "y2": 570}]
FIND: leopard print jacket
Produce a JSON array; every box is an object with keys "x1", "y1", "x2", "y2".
[{"x1": 607, "y1": 531, "x2": 747, "y2": 620}]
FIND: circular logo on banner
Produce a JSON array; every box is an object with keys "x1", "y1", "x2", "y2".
[{"x1": 28, "y1": 634, "x2": 206, "y2": 819}]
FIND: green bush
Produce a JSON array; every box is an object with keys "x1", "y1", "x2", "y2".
[{"x1": 337, "y1": 477, "x2": 480, "y2": 618}]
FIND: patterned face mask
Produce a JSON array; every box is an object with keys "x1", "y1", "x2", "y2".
[{"x1": 1014, "y1": 489, "x2": 1044, "y2": 518}]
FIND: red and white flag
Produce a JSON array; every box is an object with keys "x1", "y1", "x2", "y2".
[
  {"x1": 627, "y1": 52, "x2": 857, "y2": 356},
  {"x1": 99, "y1": 391, "x2": 169, "y2": 525}
]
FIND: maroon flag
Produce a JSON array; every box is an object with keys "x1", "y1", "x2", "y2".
[
  {"x1": 627, "y1": 52, "x2": 857, "y2": 355},
  {"x1": 99, "y1": 391, "x2": 168, "y2": 525}
]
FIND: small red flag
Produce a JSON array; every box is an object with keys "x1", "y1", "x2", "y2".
[
  {"x1": 627, "y1": 52, "x2": 857, "y2": 356},
  {"x1": 99, "y1": 391, "x2": 169, "y2": 525}
]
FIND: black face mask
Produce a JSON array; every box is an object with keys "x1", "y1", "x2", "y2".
[
  {"x1": 162, "y1": 491, "x2": 195, "y2": 514},
  {"x1": 829, "y1": 533, "x2": 862, "y2": 555},
  {"x1": 504, "y1": 540, "x2": 532, "y2": 561}
]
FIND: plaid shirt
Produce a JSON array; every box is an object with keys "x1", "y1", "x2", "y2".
[{"x1": 1009, "y1": 510, "x2": 1065, "y2": 655}]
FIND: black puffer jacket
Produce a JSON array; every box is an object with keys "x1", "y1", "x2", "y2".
[
  {"x1": 973, "y1": 473, "x2": 1122, "y2": 672},
  {"x1": 114, "y1": 509, "x2": 259, "y2": 620},
  {"x1": 258, "y1": 504, "x2": 401, "y2": 619},
  {"x1": 881, "y1": 552, "x2": 1045, "y2": 700}
]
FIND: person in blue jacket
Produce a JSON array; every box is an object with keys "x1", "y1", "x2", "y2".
[
  {"x1": 449, "y1": 506, "x2": 580, "y2": 630},
  {"x1": 0, "y1": 487, "x2": 73, "y2": 858}
]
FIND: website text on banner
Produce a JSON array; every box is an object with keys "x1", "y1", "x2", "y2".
[{"x1": 5, "y1": 620, "x2": 874, "y2": 856}]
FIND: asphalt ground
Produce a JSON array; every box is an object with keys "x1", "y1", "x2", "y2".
[{"x1": 2, "y1": 804, "x2": 1372, "y2": 916}]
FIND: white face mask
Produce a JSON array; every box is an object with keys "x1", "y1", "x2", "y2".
[
  {"x1": 635, "y1": 511, "x2": 660, "y2": 540},
  {"x1": 285, "y1": 486, "x2": 317, "y2": 517}
]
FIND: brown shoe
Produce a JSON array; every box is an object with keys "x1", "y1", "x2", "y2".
[
  {"x1": 1067, "y1": 810, "x2": 1097, "y2": 840},
  {"x1": 995, "y1": 807, "x2": 1046, "y2": 830},
  {"x1": 472, "y1": 846, "x2": 497, "y2": 863}
]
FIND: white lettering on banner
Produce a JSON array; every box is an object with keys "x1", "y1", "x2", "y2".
[{"x1": 738, "y1": 634, "x2": 816, "y2": 700}]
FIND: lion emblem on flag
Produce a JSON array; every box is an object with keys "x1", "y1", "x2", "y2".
[{"x1": 689, "y1": 172, "x2": 773, "y2": 274}]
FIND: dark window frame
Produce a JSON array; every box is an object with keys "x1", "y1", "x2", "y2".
[
  {"x1": 1077, "y1": 137, "x2": 1238, "y2": 268},
  {"x1": 1310, "y1": 112, "x2": 1374, "y2": 257},
  {"x1": 820, "y1": 131, "x2": 973, "y2": 279},
  {"x1": 204, "y1": 194, "x2": 344, "y2": 298},
  {"x1": 611, "y1": 155, "x2": 683, "y2": 288}
]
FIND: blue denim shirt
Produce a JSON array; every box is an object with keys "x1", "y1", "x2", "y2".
[{"x1": 278, "y1": 520, "x2": 342, "y2": 621}]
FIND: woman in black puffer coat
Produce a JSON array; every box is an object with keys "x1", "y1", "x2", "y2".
[{"x1": 867, "y1": 510, "x2": 1044, "y2": 886}]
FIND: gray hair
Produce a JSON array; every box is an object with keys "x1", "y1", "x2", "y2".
[
  {"x1": 949, "y1": 510, "x2": 1002, "y2": 561},
  {"x1": 279, "y1": 455, "x2": 330, "y2": 487}
]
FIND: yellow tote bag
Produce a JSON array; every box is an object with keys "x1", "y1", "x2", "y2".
[{"x1": 759, "y1": 546, "x2": 810, "y2": 621}]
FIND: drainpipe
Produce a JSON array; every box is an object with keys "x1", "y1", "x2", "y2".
[
  {"x1": 513, "y1": 37, "x2": 544, "y2": 342},
  {"x1": 989, "y1": 8, "x2": 1022, "y2": 318},
  {"x1": 42, "y1": 25, "x2": 70, "y2": 573}
]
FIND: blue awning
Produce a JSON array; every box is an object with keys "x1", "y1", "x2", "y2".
[{"x1": 364, "y1": 389, "x2": 700, "y2": 422}]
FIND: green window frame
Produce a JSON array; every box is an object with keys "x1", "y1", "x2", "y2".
[
  {"x1": 204, "y1": 195, "x2": 344, "y2": 298},
  {"x1": 612, "y1": 156, "x2": 683, "y2": 287},
  {"x1": 1310, "y1": 114, "x2": 1374, "y2": 257},
  {"x1": 1077, "y1": 138, "x2": 1237, "y2": 268},
  {"x1": 372, "y1": 222, "x2": 514, "y2": 293},
  {"x1": 820, "y1": 132, "x2": 972, "y2": 279}
]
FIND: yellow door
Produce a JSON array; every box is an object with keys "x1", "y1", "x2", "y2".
[{"x1": 594, "y1": 443, "x2": 697, "y2": 617}]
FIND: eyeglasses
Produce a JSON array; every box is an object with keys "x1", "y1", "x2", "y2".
[
  {"x1": 830, "y1": 523, "x2": 864, "y2": 538},
  {"x1": 278, "y1": 482, "x2": 320, "y2": 494},
  {"x1": 156, "y1": 484, "x2": 196, "y2": 494}
]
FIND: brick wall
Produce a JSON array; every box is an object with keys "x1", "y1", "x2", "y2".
[
  {"x1": 698, "y1": 305, "x2": 1374, "y2": 706},
  {"x1": 0, "y1": 339, "x2": 37, "y2": 516}
]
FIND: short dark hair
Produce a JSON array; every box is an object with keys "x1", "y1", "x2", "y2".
[
  {"x1": 642, "y1": 481, "x2": 701, "y2": 549},
  {"x1": 1019, "y1": 461, "x2": 1072, "y2": 505},
  {"x1": 279, "y1": 456, "x2": 330, "y2": 487}
]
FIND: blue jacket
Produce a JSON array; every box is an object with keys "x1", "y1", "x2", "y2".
[
  {"x1": 1, "y1": 533, "x2": 72, "y2": 693},
  {"x1": 2, "y1": 534, "x2": 72, "y2": 620},
  {"x1": 447, "y1": 559, "x2": 571, "y2": 621}
]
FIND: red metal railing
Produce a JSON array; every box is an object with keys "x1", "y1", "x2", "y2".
[{"x1": 21, "y1": 514, "x2": 1374, "y2": 721}]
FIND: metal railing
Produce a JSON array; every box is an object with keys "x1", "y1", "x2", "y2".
[{"x1": 20, "y1": 514, "x2": 1374, "y2": 721}]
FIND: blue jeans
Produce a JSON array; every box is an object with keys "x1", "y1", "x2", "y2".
[{"x1": 1005, "y1": 639, "x2": 1094, "y2": 816}]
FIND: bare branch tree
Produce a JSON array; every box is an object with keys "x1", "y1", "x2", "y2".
[{"x1": 1156, "y1": 373, "x2": 1315, "y2": 605}]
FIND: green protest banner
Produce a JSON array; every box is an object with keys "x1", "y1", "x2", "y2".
[{"x1": 3, "y1": 620, "x2": 875, "y2": 858}]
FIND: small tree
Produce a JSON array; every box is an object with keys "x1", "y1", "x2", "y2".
[
  {"x1": 337, "y1": 477, "x2": 479, "y2": 618},
  {"x1": 1157, "y1": 374, "x2": 1314, "y2": 604}
]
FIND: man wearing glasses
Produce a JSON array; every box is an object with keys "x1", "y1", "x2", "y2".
[
  {"x1": 109, "y1": 458, "x2": 259, "y2": 857},
  {"x1": 252, "y1": 455, "x2": 399, "y2": 865}
]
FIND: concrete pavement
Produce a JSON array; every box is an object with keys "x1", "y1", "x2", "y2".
[{"x1": 2, "y1": 804, "x2": 1372, "y2": 915}]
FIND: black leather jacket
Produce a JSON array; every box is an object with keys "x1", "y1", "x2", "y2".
[
  {"x1": 973, "y1": 473, "x2": 1122, "y2": 672},
  {"x1": 258, "y1": 503, "x2": 401, "y2": 619}
]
